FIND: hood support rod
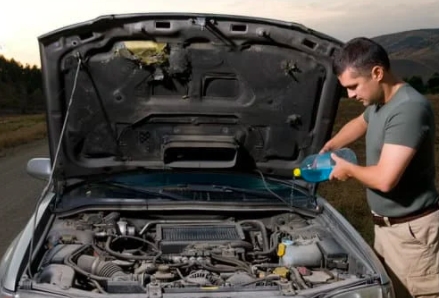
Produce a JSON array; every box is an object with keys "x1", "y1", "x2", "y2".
[{"x1": 27, "y1": 52, "x2": 83, "y2": 279}]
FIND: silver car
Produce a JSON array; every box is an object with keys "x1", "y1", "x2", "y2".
[{"x1": 0, "y1": 13, "x2": 394, "y2": 298}]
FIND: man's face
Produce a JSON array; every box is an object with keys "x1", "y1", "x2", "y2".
[{"x1": 338, "y1": 67, "x2": 383, "y2": 106}]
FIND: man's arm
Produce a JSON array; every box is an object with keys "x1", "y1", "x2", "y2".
[
  {"x1": 320, "y1": 113, "x2": 368, "y2": 153},
  {"x1": 331, "y1": 144, "x2": 415, "y2": 192},
  {"x1": 330, "y1": 101, "x2": 430, "y2": 192}
]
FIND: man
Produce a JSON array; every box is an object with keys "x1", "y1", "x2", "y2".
[{"x1": 322, "y1": 37, "x2": 439, "y2": 298}]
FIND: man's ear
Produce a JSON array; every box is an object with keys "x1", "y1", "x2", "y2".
[{"x1": 371, "y1": 66, "x2": 384, "y2": 82}]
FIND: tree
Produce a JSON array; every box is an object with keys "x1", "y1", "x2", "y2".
[
  {"x1": 0, "y1": 55, "x2": 44, "y2": 113},
  {"x1": 404, "y1": 76, "x2": 426, "y2": 94},
  {"x1": 427, "y1": 72, "x2": 439, "y2": 94}
]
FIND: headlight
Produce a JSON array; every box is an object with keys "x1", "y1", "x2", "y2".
[{"x1": 326, "y1": 284, "x2": 394, "y2": 298}]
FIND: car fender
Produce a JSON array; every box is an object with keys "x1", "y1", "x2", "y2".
[{"x1": 0, "y1": 192, "x2": 54, "y2": 291}]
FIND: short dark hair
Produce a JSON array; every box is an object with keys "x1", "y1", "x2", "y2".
[{"x1": 332, "y1": 37, "x2": 390, "y2": 76}]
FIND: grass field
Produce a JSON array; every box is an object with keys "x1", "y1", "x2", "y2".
[
  {"x1": 1, "y1": 95, "x2": 439, "y2": 245},
  {"x1": 0, "y1": 114, "x2": 47, "y2": 155},
  {"x1": 319, "y1": 94, "x2": 439, "y2": 245}
]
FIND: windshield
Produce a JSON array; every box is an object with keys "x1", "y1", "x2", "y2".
[{"x1": 62, "y1": 171, "x2": 312, "y2": 208}]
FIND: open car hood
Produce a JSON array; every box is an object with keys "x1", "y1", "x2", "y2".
[{"x1": 38, "y1": 13, "x2": 344, "y2": 181}]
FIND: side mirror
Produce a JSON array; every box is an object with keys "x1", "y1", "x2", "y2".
[{"x1": 27, "y1": 158, "x2": 52, "y2": 180}]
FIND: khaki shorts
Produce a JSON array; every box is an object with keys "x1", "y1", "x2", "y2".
[{"x1": 374, "y1": 209, "x2": 439, "y2": 298}]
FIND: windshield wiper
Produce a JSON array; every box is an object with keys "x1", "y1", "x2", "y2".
[
  {"x1": 211, "y1": 185, "x2": 284, "y2": 199},
  {"x1": 91, "y1": 181, "x2": 189, "y2": 201}
]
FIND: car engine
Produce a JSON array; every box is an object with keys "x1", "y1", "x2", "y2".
[{"x1": 33, "y1": 211, "x2": 360, "y2": 295}]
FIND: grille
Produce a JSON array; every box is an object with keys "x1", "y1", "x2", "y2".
[{"x1": 156, "y1": 223, "x2": 245, "y2": 254}]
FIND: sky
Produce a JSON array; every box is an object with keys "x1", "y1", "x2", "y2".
[{"x1": 1, "y1": 0, "x2": 439, "y2": 67}]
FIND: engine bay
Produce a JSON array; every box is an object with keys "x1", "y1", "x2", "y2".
[{"x1": 33, "y1": 210, "x2": 366, "y2": 295}]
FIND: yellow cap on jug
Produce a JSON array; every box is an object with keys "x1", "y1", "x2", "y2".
[{"x1": 293, "y1": 168, "x2": 301, "y2": 177}]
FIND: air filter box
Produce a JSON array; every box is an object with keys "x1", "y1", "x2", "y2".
[{"x1": 317, "y1": 237, "x2": 348, "y2": 270}]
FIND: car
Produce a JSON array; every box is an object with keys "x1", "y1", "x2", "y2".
[{"x1": 0, "y1": 13, "x2": 394, "y2": 298}]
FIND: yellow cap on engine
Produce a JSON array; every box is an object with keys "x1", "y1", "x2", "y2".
[
  {"x1": 293, "y1": 168, "x2": 301, "y2": 177},
  {"x1": 277, "y1": 243, "x2": 286, "y2": 257},
  {"x1": 273, "y1": 267, "x2": 289, "y2": 278}
]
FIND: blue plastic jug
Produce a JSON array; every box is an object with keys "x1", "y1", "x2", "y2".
[{"x1": 293, "y1": 148, "x2": 357, "y2": 183}]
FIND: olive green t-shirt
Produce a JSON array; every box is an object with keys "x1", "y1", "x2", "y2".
[{"x1": 363, "y1": 83, "x2": 438, "y2": 217}]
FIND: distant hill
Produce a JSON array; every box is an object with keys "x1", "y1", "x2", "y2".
[{"x1": 372, "y1": 29, "x2": 439, "y2": 81}]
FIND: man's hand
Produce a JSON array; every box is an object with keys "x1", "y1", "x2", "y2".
[
  {"x1": 319, "y1": 141, "x2": 335, "y2": 154},
  {"x1": 329, "y1": 153, "x2": 353, "y2": 181}
]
